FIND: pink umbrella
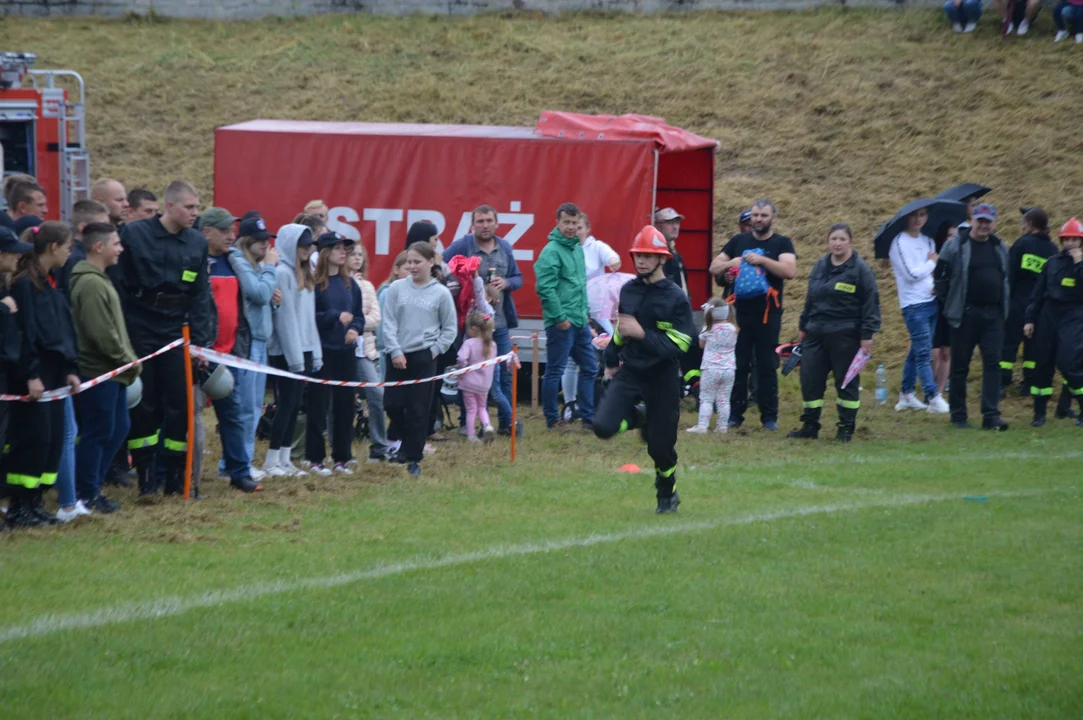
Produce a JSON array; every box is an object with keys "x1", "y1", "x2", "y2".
[
  {"x1": 842, "y1": 348, "x2": 872, "y2": 388},
  {"x1": 587, "y1": 273, "x2": 635, "y2": 323}
]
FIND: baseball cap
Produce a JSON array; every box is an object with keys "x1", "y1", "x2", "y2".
[
  {"x1": 295, "y1": 227, "x2": 316, "y2": 247},
  {"x1": 199, "y1": 207, "x2": 238, "y2": 230},
  {"x1": 239, "y1": 210, "x2": 262, "y2": 222},
  {"x1": 972, "y1": 204, "x2": 998, "y2": 222},
  {"x1": 739, "y1": 209, "x2": 753, "y2": 224},
  {"x1": 653, "y1": 207, "x2": 684, "y2": 223},
  {"x1": 316, "y1": 231, "x2": 354, "y2": 250},
  {"x1": 238, "y1": 216, "x2": 274, "y2": 241},
  {"x1": 0, "y1": 226, "x2": 32, "y2": 255}
]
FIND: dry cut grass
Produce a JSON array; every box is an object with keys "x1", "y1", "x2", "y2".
[{"x1": 5, "y1": 9, "x2": 1083, "y2": 359}]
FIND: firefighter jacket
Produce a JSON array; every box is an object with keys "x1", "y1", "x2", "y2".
[
  {"x1": 1008, "y1": 232, "x2": 1058, "y2": 306},
  {"x1": 0, "y1": 284, "x2": 20, "y2": 365},
  {"x1": 113, "y1": 217, "x2": 214, "y2": 353},
  {"x1": 1024, "y1": 250, "x2": 1083, "y2": 324},
  {"x1": 11, "y1": 273, "x2": 79, "y2": 382},
  {"x1": 799, "y1": 252, "x2": 881, "y2": 340},
  {"x1": 606, "y1": 277, "x2": 697, "y2": 372}
]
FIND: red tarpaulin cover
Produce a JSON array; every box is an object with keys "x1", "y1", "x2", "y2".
[{"x1": 535, "y1": 112, "x2": 719, "y2": 154}]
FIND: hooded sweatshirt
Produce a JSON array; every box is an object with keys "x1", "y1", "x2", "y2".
[
  {"x1": 69, "y1": 260, "x2": 141, "y2": 385},
  {"x1": 534, "y1": 227, "x2": 588, "y2": 328},
  {"x1": 228, "y1": 246, "x2": 277, "y2": 342},
  {"x1": 380, "y1": 276, "x2": 457, "y2": 360},
  {"x1": 269, "y1": 224, "x2": 323, "y2": 372}
]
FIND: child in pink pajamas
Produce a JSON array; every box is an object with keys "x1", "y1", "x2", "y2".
[
  {"x1": 457, "y1": 311, "x2": 497, "y2": 442},
  {"x1": 688, "y1": 299, "x2": 739, "y2": 434}
]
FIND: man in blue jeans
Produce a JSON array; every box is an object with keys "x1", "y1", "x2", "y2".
[
  {"x1": 535, "y1": 202, "x2": 597, "y2": 431},
  {"x1": 443, "y1": 204, "x2": 525, "y2": 436}
]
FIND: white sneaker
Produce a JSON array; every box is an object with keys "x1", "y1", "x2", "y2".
[
  {"x1": 894, "y1": 393, "x2": 928, "y2": 412},
  {"x1": 964, "y1": 22, "x2": 978, "y2": 32},
  {"x1": 1055, "y1": 30, "x2": 1069, "y2": 42},
  {"x1": 467, "y1": 436, "x2": 482, "y2": 443},
  {"x1": 56, "y1": 503, "x2": 88, "y2": 523},
  {"x1": 714, "y1": 425, "x2": 728, "y2": 434},
  {"x1": 1017, "y1": 19, "x2": 1029, "y2": 35},
  {"x1": 74, "y1": 500, "x2": 92, "y2": 517},
  {"x1": 686, "y1": 425, "x2": 708, "y2": 434},
  {"x1": 926, "y1": 394, "x2": 951, "y2": 414},
  {"x1": 388, "y1": 439, "x2": 402, "y2": 454},
  {"x1": 482, "y1": 424, "x2": 495, "y2": 442},
  {"x1": 332, "y1": 463, "x2": 352, "y2": 475},
  {"x1": 310, "y1": 463, "x2": 332, "y2": 477},
  {"x1": 1006, "y1": 22, "x2": 1015, "y2": 34},
  {"x1": 1076, "y1": 33, "x2": 1083, "y2": 43},
  {"x1": 249, "y1": 467, "x2": 266, "y2": 481},
  {"x1": 278, "y1": 447, "x2": 307, "y2": 476},
  {"x1": 952, "y1": 22, "x2": 963, "y2": 32},
  {"x1": 262, "y1": 449, "x2": 285, "y2": 477}
]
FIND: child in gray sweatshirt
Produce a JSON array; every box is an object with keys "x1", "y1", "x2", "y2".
[{"x1": 382, "y1": 242, "x2": 457, "y2": 476}]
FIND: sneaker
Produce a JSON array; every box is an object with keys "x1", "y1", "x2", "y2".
[
  {"x1": 951, "y1": 420, "x2": 974, "y2": 429},
  {"x1": 686, "y1": 425, "x2": 708, "y2": 434},
  {"x1": 926, "y1": 394, "x2": 950, "y2": 414},
  {"x1": 458, "y1": 425, "x2": 470, "y2": 437},
  {"x1": 230, "y1": 476, "x2": 264, "y2": 493},
  {"x1": 74, "y1": 500, "x2": 92, "y2": 517},
  {"x1": 762, "y1": 420, "x2": 779, "y2": 432},
  {"x1": 1055, "y1": 30, "x2": 1069, "y2": 42},
  {"x1": 309, "y1": 463, "x2": 333, "y2": 477},
  {"x1": 1031, "y1": 416, "x2": 1046, "y2": 427},
  {"x1": 547, "y1": 419, "x2": 572, "y2": 431},
  {"x1": 332, "y1": 463, "x2": 352, "y2": 475},
  {"x1": 952, "y1": 22, "x2": 963, "y2": 32},
  {"x1": 656, "y1": 492, "x2": 680, "y2": 515},
  {"x1": 1055, "y1": 407, "x2": 1080, "y2": 420},
  {"x1": 714, "y1": 425, "x2": 728, "y2": 434},
  {"x1": 56, "y1": 505, "x2": 85, "y2": 523},
  {"x1": 727, "y1": 419, "x2": 743, "y2": 429},
  {"x1": 388, "y1": 439, "x2": 403, "y2": 454},
  {"x1": 387, "y1": 453, "x2": 409, "y2": 466},
  {"x1": 249, "y1": 467, "x2": 266, "y2": 482},
  {"x1": 1017, "y1": 19, "x2": 1029, "y2": 35},
  {"x1": 407, "y1": 462, "x2": 421, "y2": 477},
  {"x1": 497, "y1": 421, "x2": 525, "y2": 438},
  {"x1": 466, "y1": 436, "x2": 481, "y2": 443},
  {"x1": 88, "y1": 495, "x2": 120, "y2": 514},
  {"x1": 895, "y1": 393, "x2": 928, "y2": 412},
  {"x1": 1006, "y1": 22, "x2": 1015, "y2": 34},
  {"x1": 964, "y1": 22, "x2": 977, "y2": 32},
  {"x1": 982, "y1": 418, "x2": 1009, "y2": 432},
  {"x1": 1076, "y1": 33, "x2": 1083, "y2": 43},
  {"x1": 482, "y1": 424, "x2": 495, "y2": 442}
]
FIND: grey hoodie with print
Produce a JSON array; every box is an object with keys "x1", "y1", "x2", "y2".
[{"x1": 269, "y1": 224, "x2": 323, "y2": 372}]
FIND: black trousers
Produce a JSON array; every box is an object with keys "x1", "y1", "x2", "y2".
[
  {"x1": 798, "y1": 329, "x2": 861, "y2": 429},
  {"x1": 949, "y1": 305, "x2": 1005, "y2": 423},
  {"x1": 128, "y1": 345, "x2": 189, "y2": 470},
  {"x1": 730, "y1": 311, "x2": 782, "y2": 424},
  {"x1": 5, "y1": 354, "x2": 65, "y2": 490},
  {"x1": 305, "y1": 348, "x2": 357, "y2": 465},
  {"x1": 1001, "y1": 296, "x2": 1036, "y2": 388},
  {"x1": 269, "y1": 352, "x2": 312, "y2": 450},
  {"x1": 1031, "y1": 303, "x2": 1083, "y2": 411},
  {"x1": 594, "y1": 362, "x2": 680, "y2": 499},
  {"x1": 385, "y1": 349, "x2": 437, "y2": 463}
]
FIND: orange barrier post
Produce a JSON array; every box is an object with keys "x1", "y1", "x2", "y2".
[
  {"x1": 530, "y1": 335, "x2": 539, "y2": 412},
  {"x1": 182, "y1": 324, "x2": 195, "y2": 501},
  {"x1": 511, "y1": 346, "x2": 518, "y2": 463}
]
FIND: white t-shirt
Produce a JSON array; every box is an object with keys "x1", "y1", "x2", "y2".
[
  {"x1": 582, "y1": 235, "x2": 619, "y2": 280},
  {"x1": 888, "y1": 231, "x2": 937, "y2": 309}
]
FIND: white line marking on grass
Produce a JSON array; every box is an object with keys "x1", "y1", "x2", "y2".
[
  {"x1": 0, "y1": 488, "x2": 1057, "y2": 645},
  {"x1": 691, "y1": 449, "x2": 1083, "y2": 476}
]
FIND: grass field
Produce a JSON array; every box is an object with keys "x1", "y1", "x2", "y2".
[{"x1": 2, "y1": 9, "x2": 1082, "y2": 718}]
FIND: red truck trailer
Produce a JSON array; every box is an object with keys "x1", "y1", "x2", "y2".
[{"x1": 214, "y1": 112, "x2": 718, "y2": 345}]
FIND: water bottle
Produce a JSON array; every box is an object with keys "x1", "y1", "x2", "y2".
[{"x1": 875, "y1": 364, "x2": 888, "y2": 406}]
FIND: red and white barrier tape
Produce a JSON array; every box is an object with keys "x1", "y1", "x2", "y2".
[
  {"x1": 0, "y1": 339, "x2": 185, "y2": 403},
  {"x1": 189, "y1": 345, "x2": 519, "y2": 389}
]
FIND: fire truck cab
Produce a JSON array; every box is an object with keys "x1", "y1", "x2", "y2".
[{"x1": 0, "y1": 51, "x2": 90, "y2": 223}]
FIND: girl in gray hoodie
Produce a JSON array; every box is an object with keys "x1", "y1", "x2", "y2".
[
  {"x1": 264, "y1": 224, "x2": 322, "y2": 477},
  {"x1": 382, "y1": 242, "x2": 457, "y2": 477}
]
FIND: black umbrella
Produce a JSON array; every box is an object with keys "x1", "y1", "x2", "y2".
[
  {"x1": 934, "y1": 183, "x2": 991, "y2": 203},
  {"x1": 873, "y1": 198, "x2": 969, "y2": 259}
]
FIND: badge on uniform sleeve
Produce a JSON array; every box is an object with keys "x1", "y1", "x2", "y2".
[
  {"x1": 834, "y1": 282, "x2": 856, "y2": 294},
  {"x1": 182, "y1": 270, "x2": 197, "y2": 283}
]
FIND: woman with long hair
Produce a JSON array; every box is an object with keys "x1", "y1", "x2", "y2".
[
  {"x1": 5, "y1": 222, "x2": 80, "y2": 527},
  {"x1": 347, "y1": 242, "x2": 391, "y2": 463},
  {"x1": 306, "y1": 232, "x2": 364, "y2": 476},
  {"x1": 382, "y1": 241, "x2": 456, "y2": 477},
  {"x1": 264, "y1": 224, "x2": 320, "y2": 477}
]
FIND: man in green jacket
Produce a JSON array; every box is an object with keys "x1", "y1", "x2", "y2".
[
  {"x1": 69, "y1": 222, "x2": 142, "y2": 513},
  {"x1": 535, "y1": 202, "x2": 597, "y2": 430}
]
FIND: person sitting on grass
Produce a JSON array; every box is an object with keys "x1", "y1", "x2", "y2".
[
  {"x1": 1053, "y1": 0, "x2": 1083, "y2": 42},
  {"x1": 945, "y1": 0, "x2": 982, "y2": 32}
]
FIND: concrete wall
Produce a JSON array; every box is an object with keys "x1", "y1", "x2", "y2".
[{"x1": 1, "y1": 0, "x2": 933, "y2": 20}]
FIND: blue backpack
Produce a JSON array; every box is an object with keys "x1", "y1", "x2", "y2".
[{"x1": 733, "y1": 248, "x2": 770, "y2": 300}]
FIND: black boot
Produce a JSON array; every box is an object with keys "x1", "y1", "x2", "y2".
[
  {"x1": 163, "y1": 465, "x2": 186, "y2": 497},
  {"x1": 1032, "y1": 396, "x2": 1048, "y2": 427},
  {"x1": 1055, "y1": 387, "x2": 1079, "y2": 419},
  {"x1": 654, "y1": 472, "x2": 679, "y2": 514},
  {"x1": 788, "y1": 422, "x2": 820, "y2": 440},
  {"x1": 835, "y1": 423, "x2": 854, "y2": 443},
  {"x1": 28, "y1": 487, "x2": 58, "y2": 525},
  {"x1": 4, "y1": 487, "x2": 43, "y2": 529},
  {"x1": 136, "y1": 462, "x2": 158, "y2": 497},
  {"x1": 104, "y1": 460, "x2": 133, "y2": 488}
]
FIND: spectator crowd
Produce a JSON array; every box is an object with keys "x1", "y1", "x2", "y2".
[{"x1": 0, "y1": 172, "x2": 1080, "y2": 525}]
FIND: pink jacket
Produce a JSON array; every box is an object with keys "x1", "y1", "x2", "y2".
[{"x1": 456, "y1": 336, "x2": 495, "y2": 394}]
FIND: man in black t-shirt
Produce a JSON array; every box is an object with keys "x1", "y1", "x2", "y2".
[{"x1": 708, "y1": 199, "x2": 797, "y2": 430}]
